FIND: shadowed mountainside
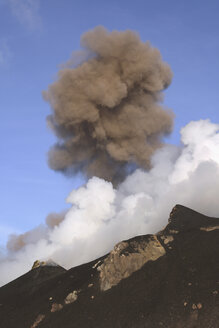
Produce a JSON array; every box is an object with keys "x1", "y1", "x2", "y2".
[{"x1": 0, "y1": 204, "x2": 219, "y2": 328}]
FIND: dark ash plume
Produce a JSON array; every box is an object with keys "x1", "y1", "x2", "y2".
[
  {"x1": 43, "y1": 26, "x2": 174, "y2": 184},
  {"x1": 6, "y1": 212, "x2": 66, "y2": 252},
  {"x1": 45, "y1": 211, "x2": 66, "y2": 228}
]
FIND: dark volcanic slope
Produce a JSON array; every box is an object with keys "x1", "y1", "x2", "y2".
[{"x1": 1, "y1": 205, "x2": 219, "y2": 328}]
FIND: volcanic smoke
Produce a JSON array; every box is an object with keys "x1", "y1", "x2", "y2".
[
  {"x1": 1, "y1": 27, "x2": 219, "y2": 287},
  {"x1": 43, "y1": 26, "x2": 173, "y2": 184}
]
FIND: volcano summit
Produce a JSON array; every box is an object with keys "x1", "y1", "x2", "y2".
[{"x1": 1, "y1": 205, "x2": 219, "y2": 328}]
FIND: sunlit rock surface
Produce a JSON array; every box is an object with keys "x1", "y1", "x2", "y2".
[{"x1": 0, "y1": 205, "x2": 219, "y2": 328}]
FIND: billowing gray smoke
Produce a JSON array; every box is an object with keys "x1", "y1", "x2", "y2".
[
  {"x1": 43, "y1": 26, "x2": 174, "y2": 184},
  {"x1": 1, "y1": 26, "x2": 219, "y2": 286}
]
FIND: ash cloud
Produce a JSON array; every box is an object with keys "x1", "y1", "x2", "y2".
[
  {"x1": 43, "y1": 26, "x2": 173, "y2": 184},
  {"x1": 7, "y1": 211, "x2": 66, "y2": 252},
  {"x1": 2, "y1": 28, "x2": 219, "y2": 287},
  {"x1": 1, "y1": 119, "x2": 219, "y2": 287},
  {"x1": 45, "y1": 211, "x2": 66, "y2": 228}
]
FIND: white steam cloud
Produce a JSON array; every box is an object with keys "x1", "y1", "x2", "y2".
[{"x1": 0, "y1": 119, "x2": 219, "y2": 286}]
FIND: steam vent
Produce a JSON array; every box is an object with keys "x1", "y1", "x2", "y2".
[{"x1": 0, "y1": 205, "x2": 219, "y2": 327}]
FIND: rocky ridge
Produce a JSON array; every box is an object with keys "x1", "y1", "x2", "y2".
[{"x1": 0, "y1": 204, "x2": 219, "y2": 328}]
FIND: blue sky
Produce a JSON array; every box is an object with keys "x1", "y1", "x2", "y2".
[{"x1": 0, "y1": 0, "x2": 219, "y2": 244}]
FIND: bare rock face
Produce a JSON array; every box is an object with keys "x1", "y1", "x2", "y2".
[
  {"x1": 31, "y1": 259, "x2": 62, "y2": 270},
  {"x1": 1, "y1": 204, "x2": 219, "y2": 328},
  {"x1": 98, "y1": 235, "x2": 165, "y2": 291},
  {"x1": 30, "y1": 314, "x2": 45, "y2": 328},
  {"x1": 50, "y1": 303, "x2": 63, "y2": 312},
  {"x1": 64, "y1": 290, "x2": 79, "y2": 304}
]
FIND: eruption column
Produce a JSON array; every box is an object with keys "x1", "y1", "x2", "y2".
[{"x1": 43, "y1": 26, "x2": 174, "y2": 184}]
